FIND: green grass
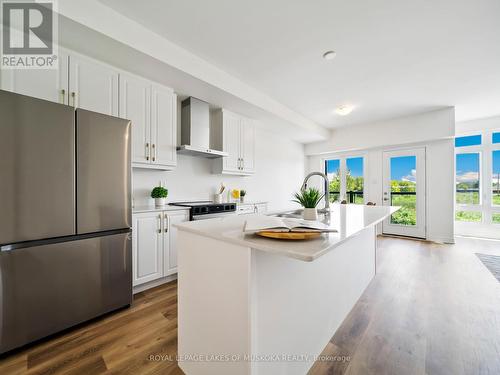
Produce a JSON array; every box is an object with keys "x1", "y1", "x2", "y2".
[
  {"x1": 390, "y1": 195, "x2": 416, "y2": 226},
  {"x1": 493, "y1": 213, "x2": 500, "y2": 224},
  {"x1": 456, "y1": 191, "x2": 500, "y2": 205},
  {"x1": 456, "y1": 191, "x2": 479, "y2": 205},
  {"x1": 494, "y1": 194, "x2": 500, "y2": 205},
  {"x1": 455, "y1": 211, "x2": 482, "y2": 222}
]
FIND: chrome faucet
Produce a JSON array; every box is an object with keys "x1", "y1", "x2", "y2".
[{"x1": 301, "y1": 172, "x2": 330, "y2": 213}]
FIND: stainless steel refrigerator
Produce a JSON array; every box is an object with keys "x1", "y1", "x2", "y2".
[{"x1": 0, "y1": 89, "x2": 132, "y2": 354}]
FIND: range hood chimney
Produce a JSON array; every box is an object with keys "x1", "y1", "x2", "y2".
[{"x1": 177, "y1": 97, "x2": 227, "y2": 158}]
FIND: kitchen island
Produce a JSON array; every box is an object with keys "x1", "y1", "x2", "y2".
[{"x1": 175, "y1": 204, "x2": 398, "y2": 375}]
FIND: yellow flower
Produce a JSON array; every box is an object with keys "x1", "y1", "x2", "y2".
[{"x1": 232, "y1": 189, "x2": 240, "y2": 199}]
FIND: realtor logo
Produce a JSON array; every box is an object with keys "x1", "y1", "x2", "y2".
[{"x1": 1, "y1": 0, "x2": 58, "y2": 69}]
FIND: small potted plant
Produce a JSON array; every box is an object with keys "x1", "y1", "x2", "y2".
[
  {"x1": 292, "y1": 188, "x2": 321, "y2": 220},
  {"x1": 240, "y1": 190, "x2": 247, "y2": 203},
  {"x1": 151, "y1": 186, "x2": 168, "y2": 207}
]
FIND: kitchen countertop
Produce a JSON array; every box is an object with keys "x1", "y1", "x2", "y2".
[
  {"x1": 132, "y1": 205, "x2": 190, "y2": 214},
  {"x1": 174, "y1": 204, "x2": 399, "y2": 262}
]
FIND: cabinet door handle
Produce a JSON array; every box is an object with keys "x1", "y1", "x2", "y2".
[
  {"x1": 242, "y1": 158, "x2": 245, "y2": 170},
  {"x1": 152, "y1": 144, "x2": 156, "y2": 162},
  {"x1": 164, "y1": 214, "x2": 169, "y2": 233},
  {"x1": 60, "y1": 89, "x2": 66, "y2": 104},
  {"x1": 157, "y1": 214, "x2": 162, "y2": 234},
  {"x1": 71, "y1": 92, "x2": 76, "y2": 107},
  {"x1": 145, "y1": 143, "x2": 150, "y2": 161}
]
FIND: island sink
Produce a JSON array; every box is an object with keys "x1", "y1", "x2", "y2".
[{"x1": 175, "y1": 204, "x2": 398, "y2": 374}]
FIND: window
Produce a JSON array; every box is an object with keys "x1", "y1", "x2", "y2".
[
  {"x1": 456, "y1": 153, "x2": 480, "y2": 205},
  {"x1": 455, "y1": 130, "x2": 500, "y2": 237},
  {"x1": 493, "y1": 213, "x2": 500, "y2": 224},
  {"x1": 389, "y1": 156, "x2": 417, "y2": 225},
  {"x1": 346, "y1": 157, "x2": 364, "y2": 204},
  {"x1": 456, "y1": 211, "x2": 482, "y2": 222},
  {"x1": 325, "y1": 159, "x2": 341, "y2": 202},
  {"x1": 493, "y1": 150, "x2": 500, "y2": 206},
  {"x1": 455, "y1": 134, "x2": 482, "y2": 147},
  {"x1": 493, "y1": 132, "x2": 500, "y2": 144},
  {"x1": 325, "y1": 156, "x2": 364, "y2": 204}
]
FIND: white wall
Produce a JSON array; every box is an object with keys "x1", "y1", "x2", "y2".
[
  {"x1": 306, "y1": 109, "x2": 456, "y2": 243},
  {"x1": 305, "y1": 107, "x2": 455, "y2": 155},
  {"x1": 456, "y1": 115, "x2": 500, "y2": 134},
  {"x1": 133, "y1": 126, "x2": 305, "y2": 212}
]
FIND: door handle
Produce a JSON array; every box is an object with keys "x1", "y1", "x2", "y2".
[
  {"x1": 164, "y1": 214, "x2": 169, "y2": 233},
  {"x1": 383, "y1": 198, "x2": 389, "y2": 201},
  {"x1": 145, "y1": 143, "x2": 150, "y2": 161},
  {"x1": 71, "y1": 92, "x2": 76, "y2": 107},
  {"x1": 157, "y1": 214, "x2": 162, "y2": 234},
  {"x1": 242, "y1": 158, "x2": 244, "y2": 170},
  {"x1": 60, "y1": 89, "x2": 66, "y2": 104},
  {"x1": 152, "y1": 144, "x2": 156, "y2": 162}
]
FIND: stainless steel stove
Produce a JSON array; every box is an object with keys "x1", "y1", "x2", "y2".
[{"x1": 169, "y1": 201, "x2": 237, "y2": 221}]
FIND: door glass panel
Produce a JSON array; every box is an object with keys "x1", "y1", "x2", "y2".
[
  {"x1": 390, "y1": 156, "x2": 417, "y2": 225},
  {"x1": 493, "y1": 151, "x2": 500, "y2": 206},
  {"x1": 456, "y1": 153, "x2": 480, "y2": 205},
  {"x1": 455, "y1": 211, "x2": 482, "y2": 222},
  {"x1": 346, "y1": 157, "x2": 364, "y2": 204},
  {"x1": 326, "y1": 159, "x2": 341, "y2": 202}
]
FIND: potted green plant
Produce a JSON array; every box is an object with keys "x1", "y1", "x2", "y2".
[
  {"x1": 240, "y1": 190, "x2": 247, "y2": 203},
  {"x1": 292, "y1": 188, "x2": 322, "y2": 220},
  {"x1": 151, "y1": 186, "x2": 168, "y2": 207}
]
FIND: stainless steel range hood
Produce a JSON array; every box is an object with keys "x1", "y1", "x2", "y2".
[{"x1": 177, "y1": 97, "x2": 227, "y2": 158}]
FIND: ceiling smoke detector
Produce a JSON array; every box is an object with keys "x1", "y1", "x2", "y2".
[
  {"x1": 334, "y1": 105, "x2": 355, "y2": 116},
  {"x1": 322, "y1": 51, "x2": 337, "y2": 60}
]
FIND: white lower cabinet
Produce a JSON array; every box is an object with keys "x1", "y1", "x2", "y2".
[
  {"x1": 237, "y1": 203, "x2": 268, "y2": 215},
  {"x1": 132, "y1": 210, "x2": 189, "y2": 287}
]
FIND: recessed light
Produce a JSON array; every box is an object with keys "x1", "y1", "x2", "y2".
[
  {"x1": 322, "y1": 50, "x2": 336, "y2": 60},
  {"x1": 335, "y1": 105, "x2": 355, "y2": 116}
]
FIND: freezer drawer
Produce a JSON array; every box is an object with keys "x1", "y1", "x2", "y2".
[
  {"x1": 0, "y1": 90, "x2": 76, "y2": 245},
  {"x1": 0, "y1": 232, "x2": 132, "y2": 354},
  {"x1": 76, "y1": 109, "x2": 131, "y2": 234}
]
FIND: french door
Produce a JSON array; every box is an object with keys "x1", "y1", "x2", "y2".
[{"x1": 382, "y1": 148, "x2": 426, "y2": 238}]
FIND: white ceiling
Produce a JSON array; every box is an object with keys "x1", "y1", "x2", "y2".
[{"x1": 99, "y1": 0, "x2": 500, "y2": 129}]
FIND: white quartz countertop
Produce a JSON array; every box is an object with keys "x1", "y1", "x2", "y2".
[
  {"x1": 174, "y1": 204, "x2": 399, "y2": 262},
  {"x1": 133, "y1": 205, "x2": 190, "y2": 214}
]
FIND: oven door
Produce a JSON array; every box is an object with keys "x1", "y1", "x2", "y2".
[{"x1": 192, "y1": 212, "x2": 237, "y2": 221}]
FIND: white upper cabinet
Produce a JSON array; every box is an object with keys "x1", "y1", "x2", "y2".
[
  {"x1": 222, "y1": 110, "x2": 241, "y2": 173},
  {"x1": 119, "y1": 72, "x2": 151, "y2": 165},
  {"x1": 151, "y1": 84, "x2": 177, "y2": 168},
  {"x1": 240, "y1": 116, "x2": 256, "y2": 173},
  {"x1": 120, "y1": 74, "x2": 177, "y2": 170},
  {"x1": 0, "y1": 49, "x2": 69, "y2": 104},
  {"x1": 69, "y1": 53, "x2": 119, "y2": 116},
  {"x1": 212, "y1": 109, "x2": 256, "y2": 175}
]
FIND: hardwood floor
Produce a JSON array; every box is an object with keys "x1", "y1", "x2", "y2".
[{"x1": 1, "y1": 236, "x2": 499, "y2": 375}]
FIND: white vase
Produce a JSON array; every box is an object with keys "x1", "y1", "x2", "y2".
[
  {"x1": 155, "y1": 197, "x2": 166, "y2": 207},
  {"x1": 303, "y1": 207, "x2": 318, "y2": 221}
]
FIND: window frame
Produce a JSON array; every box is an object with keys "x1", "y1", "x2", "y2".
[
  {"x1": 455, "y1": 129, "x2": 500, "y2": 230},
  {"x1": 323, "y1": 153, "x2": 366, "y2": 204}
]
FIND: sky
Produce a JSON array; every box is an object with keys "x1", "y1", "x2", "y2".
[
  {"x1": 391, "y1": 156, "x2": 416, "y2": 181},
  {"x1": 456, "y1": 153, "x2": 479, "y2": 183},
  {"x1": 326, "y1": 157, "x2": 363, "y2": 177}
]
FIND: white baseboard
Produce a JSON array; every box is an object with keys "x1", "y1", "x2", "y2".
[{"x1": 133, "y1": 273, "x2": 177, "y2": 294}]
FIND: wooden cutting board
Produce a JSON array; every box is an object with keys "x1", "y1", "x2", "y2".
[{"x1": 256, "y1": 231, "x2": 321, "y2": 240}]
